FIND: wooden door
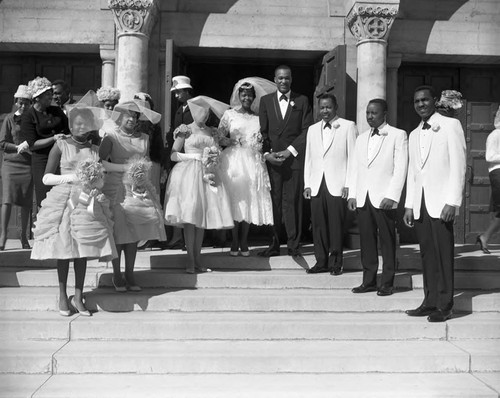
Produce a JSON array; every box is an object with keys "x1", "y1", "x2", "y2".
[
  {"x1": 313, "y1": 45, "x2": 346, "y2": 122},
  {"x1": 464, "y1": 102, "x2": 499, "y2": 243}
]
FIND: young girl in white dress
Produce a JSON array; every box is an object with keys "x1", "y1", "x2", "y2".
[
  {"x1": 218, "y1": 78, "x2": 275, "y2": 256},
  {"x1": 164, "y1": 96, "x2": 233, "y2": 273},
  {"x1": 31, "y1": 96, "x2": 117, "y2": 316}
]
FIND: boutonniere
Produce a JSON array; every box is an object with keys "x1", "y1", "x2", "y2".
[
  {"x1": 289, "y1": 100, "x2": 295, "y2": 108},
  {"x1": 380, "y1": 130, "x2": 388, "y2": 136},
  {"x1": 332, "y1": 121, "x2": 340, "y2": 129},
  {"x1": 431, "y1": 123, "x2": 440, "y2": 132}
]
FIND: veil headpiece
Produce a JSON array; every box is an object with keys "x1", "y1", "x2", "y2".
[
  {"x1": 229, "y1": 77, "x2": 276, "y2": 113},
  {"x1": 66, "y1": 90, "x2": 118, "y2": 135},
  {"x1": 114, "y1": 99, "x2": 161, "y2": 124},
  {"x1": 187, "y1": 96, "x2": 230, "y2": 124}
]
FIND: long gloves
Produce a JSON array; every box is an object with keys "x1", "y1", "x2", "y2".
[
  {"x1": 42, "y1": 173, "x2": 79, "y2": 186},
  {"x1": 170, "y1": 152, "x2": 202, "y2": 162}
]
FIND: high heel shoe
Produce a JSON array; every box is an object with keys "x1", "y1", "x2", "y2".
[
  {"x1": 476, "y1": 235, "x2": 491, "y2": 254},
  {"x1": 21, "y1": 240, "x2": 31, "y2": 250},
  {"x1": 71, "y1": 297, "x2": 91, "y2": 317},
  {"x1": 58, "y1": 298, "x2": 72, "y2": 317},
  {"x1": 112, "y1": 275, "x2": 127, "y2": 293}
]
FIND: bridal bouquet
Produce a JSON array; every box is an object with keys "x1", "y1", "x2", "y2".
[
  {"x1": 72, "y1": 158, "x2": 107, "y2": 212},
  {"x1": 202, "y1": 145, "x2": 221, "y2": 191}
]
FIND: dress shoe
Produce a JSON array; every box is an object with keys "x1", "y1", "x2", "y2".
[
  {"x1": 229, "y1": 251, "x2": 239, "y2": 257},
  {"x1": 330, "y1": 267, "x2": 343, "y2": 276},
  {"x1": 427, "y1": 308, "x2": 452, "y2": 323},
  {"x1": 258, "y1": 248, "x2": 280, "y2": 257},
  {"x1": 377, "y1": 286, "x2": 393, "y2": 296},
  {"x1": 21, "y1": 239, "x2": 31, "y2": 250},
  {"x1": 240, "y1": 251, "x2": 250, "y2": 257},
  {"x1": 71, "y1": 297, "x2": 91, "y2": 317},
  {"x1": 195, "y1": 266, "x2": 212, "y2": 273},
  {"x1": 165, "y1": 241, "x2": 185, "y2": 250},
  {"x1": 287, "y1": 248, "x2": 302, "y2": 257},
  {"x1": 351, "y1": 284, "x2": 377, "y2": 293},
  {"x1": 476, "y1": 235, "x2": 491, "y2": 254},
  {"x1": 405, "y1": 304, "x2": 437, "y2": 317},
  {"x1": 306, "y1": 264, "x2": 329, "y2": 274}
]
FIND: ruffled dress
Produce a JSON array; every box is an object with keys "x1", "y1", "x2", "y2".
[
  {"x1": 101, "y1": 128, "x2": 166, "y2": 245},
  {"x1": 164, "y1": 130, "x2": 234, "y2": 229},
  {"x1": 218, "y1": 109, "x2": 273, "y2": 225},
  {"x1": 31, "y1": 139, "x2": 117, "y2": 261}
]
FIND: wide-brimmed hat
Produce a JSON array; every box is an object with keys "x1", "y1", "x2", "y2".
[
  {"x1": 187, "y1": 95, "x2": 229, "y2": 124},
  {"x1": 14, "y1": 85, "x2": 32, "y2": 100},
  {"x1": 27, "y1": 76, "x2": 52, "y2": 98},
  {"x1": 171, "y1": 75, "x2": 193, "y2": 92}
]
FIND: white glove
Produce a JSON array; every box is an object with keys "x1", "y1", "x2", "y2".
[
  {"x1": 102, "y1": 160, "x2": 128, "y2": 172},
  {"x1": 17, "y1": 141, "x2": 30, "y2": 154},
  {"x1": 42, "y1": 173, "x2": 79, "y2": 186},
  {"x1": 171, "y1": 152, "x2": 202, "y2": 162}
]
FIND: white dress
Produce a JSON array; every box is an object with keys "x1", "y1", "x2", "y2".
[{"x1": 218, "y1": 108, "x2": 273, "y2": 225}]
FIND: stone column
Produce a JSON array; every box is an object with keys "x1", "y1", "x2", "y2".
[
  {"x1": 108, "y1": 0, "x2": 159, "y2": 101},
  {"x1": 386, "y1": 53, "x2": 402, "y2": 126},
  {"x1": 100, "y1": 44, "x2": 116, "y2": 88},
  {"x1": 346, "y1": 2, "x2": 399, "y2": 133}
]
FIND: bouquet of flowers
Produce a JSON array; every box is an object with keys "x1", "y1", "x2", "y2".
[
  {"x1": 202, "y1": 145, "x2": 221, "y2": 192},
  {"x1": 123, "y1": 155, "x2": 155, "y2": 199},
  {"x1": 173, "y1": 123, "x2": 192, "y2": 140},
  {"x1": 72, "y1": 158, "x2": 107, "y2": 213}
]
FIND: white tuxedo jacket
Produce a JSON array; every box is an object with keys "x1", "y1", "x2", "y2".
[
  {"x1": 304, "y1": 118, "x2": 357, "y2": 197},
  {"x1": 405, "y1": 112, "x2": 466, "y2": 219},
  {"x1": 348, "y1": 124, "x2": 408, "y2": 209}
]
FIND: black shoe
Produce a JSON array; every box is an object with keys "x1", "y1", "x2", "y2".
[
  {"x1": 330, "y1": 267, "x2": 343, "y2": 276},
  {"x1": 165, "y1": 241, "x2": 185, "y2": 250},
  {"x1": 306, "y1": 263, "x2": 329, "y2": 274},
  {"x1": 351, "y1": 284, "x2": 377, "y2": 293},
  {"x1": 427, "y1": 309, "x2": 452, "y2": 322},
  {"x1": 287, "y1": 248, "x2": 302, "y2": 257},
  {"x1": 258, "y1": 248, "x2": 281, "y2": 257},
  {"x1": 138, "y1": 240, "x2": 155, "y2": 251},
  {"x1": 328, "y1": 254, "x2": 343, "y2": 275},
  {"x1": 377, "y1": 286, "x2": 393, "y2": 296},
  {"x1": 405, "y1": 304, "x2": 437, "y2": 317}
]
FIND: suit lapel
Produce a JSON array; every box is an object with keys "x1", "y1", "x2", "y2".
[
  {"x1": 322, "y1": 118, "x2": 337, "y2": 155},
  {"x1": 272, "y1": 94, "x2": 282, "y2": 121}
]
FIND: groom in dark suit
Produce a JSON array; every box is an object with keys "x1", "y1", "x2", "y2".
[{"x1": 259, "y1": 65, "x2": 313, "y2": 257}]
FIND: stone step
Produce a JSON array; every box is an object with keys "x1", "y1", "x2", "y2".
[
  {"x1": 0, "y1": 340, "x2": 65, "y2": 374},
  {"x1": 2, "y1": 267, "x2": 499, "y2": 291},
  {"x1": 75, "y1": 338, "x2": 500, "y2": 374},
  {"x1": 4, "y1": 373, "x2": 496, "y2": 398},
  {"x1": 1, "y1": 287, "x2": 499, "y2": 313},
  {"x1": 453, "y1": 340, "x2": 500, "y2": 372},
  {"x1": 2, "y1": 311, "x2": 499, "y2": 342},
  {"x1": 1, "y1": 242, "x2": 499, "y2": 272},
  {"x1": 51, "y1": 340, "x2": 474, "y2": 374}
]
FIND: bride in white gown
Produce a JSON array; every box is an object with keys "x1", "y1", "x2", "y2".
[{"x1": 218, "y1": 77, "x2": 275, "y2": 256}]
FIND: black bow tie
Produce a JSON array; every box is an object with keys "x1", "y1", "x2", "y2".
[
  {"x1": 324, "y1": 122, "x2": 331, "y2": 129},
  {"x1": 280, "y1": 94, "x2": 288, "y2": 102},
  {"x1": 371, "y1": 128, "x2": 380, "y2": 137},
  {"x1": 422, "y1": 121, "x2": 431, "y2": 130}
]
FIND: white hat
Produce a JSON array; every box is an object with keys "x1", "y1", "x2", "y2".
[
  {"x1": 14, "y1": 85, "x2": 32, "y2": 100},
  {"x1": 27, "y1": 76, "x2": 52, "y2": 98},
  {"x1": 171, "y1": 75, "x2": 193, "y2": 92}
]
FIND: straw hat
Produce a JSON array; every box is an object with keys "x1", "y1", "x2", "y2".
[
  {"x1": 171, "y1": 75, "x2": 193, "y2": 92},
  {"x1": 27, "y1": 76, "x2": 52, "y2": 98},
  {"x1": 14, "y1": 85, "x2": 32, "y2": 100}
]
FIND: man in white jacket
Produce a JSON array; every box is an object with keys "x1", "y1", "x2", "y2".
[
  {"x1": 348, "y1": 99, "x2": 408, "y2": 296},
  {"x1": 403, "y1": 86, "x2": 466, "y2": 322},
  {"x1": 303, "y1": 93, "x2": 357, "y2": 275}
]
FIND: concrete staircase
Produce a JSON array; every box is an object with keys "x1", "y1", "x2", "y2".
[{"x1": 0, "y1": 240, "x2": 499, "y2": 397}]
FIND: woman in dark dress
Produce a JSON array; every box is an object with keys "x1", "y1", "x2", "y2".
[
  {"x1": 21, "y1": 76, "x2": 69, "y2": 207},
  {"x1": 0, "y1": 85, "x2": 33, "y2": 250}
]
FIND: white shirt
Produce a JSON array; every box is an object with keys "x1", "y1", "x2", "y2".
[
  {"x1": 277, "y1": 91, "x2": 290, "y2": 119},
  {"x1": 322, "y1": 118, "x2": 336, "y2": 151},
  {"x1": 419, "y1": 120, "x2": 433, "y2": 164},
  {"x1": 368, "y1": 122, "x2": 386, "y2": 161}
]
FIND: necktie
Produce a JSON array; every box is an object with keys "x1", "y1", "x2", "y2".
[
  {"x1": 422, "y1": 121, "x2": 431, "y2": 130},
  {"x1": 371, "y1": 128, "x2": 379, "y2": 137},
  {"x1": 324, "y1": 122, "x2": 331, "y2": 129},
  {"x1": 280, "y1": 94, "x2": 288, "y2": 102}
]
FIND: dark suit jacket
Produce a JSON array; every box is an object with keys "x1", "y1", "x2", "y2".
[{"x1": 259, "y1": 91, "x2": 313, "y2": 170}]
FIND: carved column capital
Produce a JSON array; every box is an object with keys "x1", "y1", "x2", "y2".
[
  {"x1": 108, "y1": 0, "x2": 159, "y2": 38},
  {"x1": 346, "y1": 2, "x2": 399, "y2": 42}
]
